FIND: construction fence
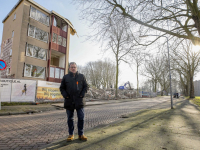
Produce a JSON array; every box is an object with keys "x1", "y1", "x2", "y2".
[{"x1": 0, "y1": 78, "x2": 157, "y2": 103}]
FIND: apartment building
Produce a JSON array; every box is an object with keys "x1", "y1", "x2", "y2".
[{"x1": 0, "y1": 0, "x2": 76, "y2": 83}]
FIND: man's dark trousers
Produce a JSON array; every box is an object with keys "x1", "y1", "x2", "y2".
[{"x1": 66, "y1": 108, "x2": 84, "y2": 135}]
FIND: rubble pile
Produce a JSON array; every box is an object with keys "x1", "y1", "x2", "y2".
[{"x1": 85, "y1": 86, "x2": 137, "y2": 100}]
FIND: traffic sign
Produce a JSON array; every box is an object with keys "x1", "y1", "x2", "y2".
[{"x1": 0, "y1": 59, "x2": 6, "y2": 70}]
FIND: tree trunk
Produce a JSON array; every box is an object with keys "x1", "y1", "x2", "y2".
[
  {"x1": 161, "y1": 90, "x2": 163, "y2": 96},
  {"x1": 185, "y1": 84, "x2": 188, "y2": 96},
  {"x1": 137, "y1": 65, "x2": 139, "y2": 97},
  {"x1": 190, "y1": 76, "x2": 195, "y2": 98},
  {"x1": 115, "y1": 60, "x2": 119, "y2": 99},
  {"x1": 154, "y1": 81, "x2": 157, "y2": 92}
]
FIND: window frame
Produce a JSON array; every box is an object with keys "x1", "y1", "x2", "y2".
[
  {"x1": 28, "y1": 24, "x2": 36, "y2": 38},
  {"x1": 6, "y1": 68, "x2": 11, "y2": 75},
  {"x1": 28, "y1": 24, "x2": 49, "y2": 43},
  {"x1": 53, "y1": 17, "x2": 57, "y2": 27},
  {"x1": 57, "y1": 35, "x2": 62, "y2": 45},
  {"x1": 10, "y1": 49, "x2": 12, "y2": 57},
  {"x1": 12, "y1": 31, "x2": 14, "y2": 38},
  {"x1": 30, "y1": 6, "x2": 49, "y2": 26},
  {"x1": 24, "y1": 63, "x2": 45, "y2": 79},
  {"x1": 60, "y1": 69, "x2": 64, "y2": 79},
  {"x1": 13, "y1": 13, "x2": 16, "y2": 20},
  {"x1": 55, "y1": 68, "x2": 60, "y2": 79},
  {"x1": 26, "y1": 43, "x2": 47, "y2": 61},
  {"x1": 62, "y1": 24, "x2": 67, "y2": 32},
  {"x1": 50, "y1": 67, "x2": 55, "y2": 78},
  {"x1": 62, "y1": 37, "x2": 66, "y2": 47},
  {"x1": 52, "y1": 33, "x2": 57, "y2": 43}
]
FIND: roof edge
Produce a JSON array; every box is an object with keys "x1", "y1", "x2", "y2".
[
  {"x1": 28, "y1": 0, "x2": 51, "y2": 14},
  {"x1": 2, "y1": 0, "x2": 23, "y2": 23},
  {"x1": 2, "y1": 0, "x2": 76, "y2": 35},
  {"x1": 51, "y1": 11, "x2": 74, "y2": 30}
]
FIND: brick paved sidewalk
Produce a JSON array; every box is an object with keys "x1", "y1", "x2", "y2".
[
  {"x1": 0, "y1": 97, "x2": 167, "y2": 150},
  {"x1": 42, "y1": 99, "x2": 200, "y2": 150}
]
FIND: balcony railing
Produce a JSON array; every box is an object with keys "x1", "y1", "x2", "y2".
[{"x1": 50, "y1": 26, "x2": 67, "y2": 54}]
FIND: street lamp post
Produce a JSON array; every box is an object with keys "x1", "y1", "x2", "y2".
[
  {"x1": 165, "y1": 36, "x2": 173, "y2": 109},
  {"x1": 140, "y1": 35, "x2": 173, "y2": 109}
]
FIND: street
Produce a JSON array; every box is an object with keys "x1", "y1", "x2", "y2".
[{"x1": 0, "y1": 97, "x2": 172, "y2": 150}]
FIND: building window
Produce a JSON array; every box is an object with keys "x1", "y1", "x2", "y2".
[
  {"x1": 50, "y1": 67, "x2": 55, "y2": 78},
  {"x1": 12, "y1": 31, "x2": 14, "y2": 38},
  {"x1": 52, "y1": 33, "x2": 57, "y2": 43},
  {"x1": 55, "y1": 68, "x2": 60, "y2": 78},
  {"x1": 62, "y1": 25, "x2": 67, "y2": 32},
  {"x1": 62, "y1": 37, "x2": 66, "y2": 47},
  {"x1": 6, "y1": 68, "x2": 11, "y2": 75},
  {"x1": 53, "y1": 18, "x2": 57, "y2": 27},
  {"x1": 35, "y1": 28, "x2": 48, "y2": 42},
  {"x1": 14, "y1": 13, "x2": 16, "y2": 20},
  {"x1": 28, "y1": 25, "x2": 35, "y2": 37},
  {"x1": 24, "y1": 64, "x2": 45, "y2": 78},
  {"x1": 26, "y1": 44, "x2": 47, "y2": 60},
  {"x1": 57, "y1": 35, "x2": 62, "y2": 45},
  {"x1": 60, "y1": 69, "x2": 64, "y2": 79},
  {"x1": 30, "y1": 6, "x2": 49, "y2": 26},
  {"x1": 10, "y1": 49, "x2": 12, "y2": 57},
  {"x1": 28, "y1": 25, "x2": 48, "y2": 43}
]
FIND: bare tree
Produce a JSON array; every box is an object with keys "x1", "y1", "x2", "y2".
[
  {"x1": 100, "y1": 58, "x2": 116, "y2": 89},
  {"x1": 143, "y1": 56, "x2": 164, "y2": 92},
  {"x1": 171, "y1": 40, "x2": 200, "y2": 98},
  {"x1": 77, "y1": 65, "x2": 85, "y2": 74},
  {"x1": 74, "y1": 0, "x2": 200, "y2": 98},
  {"x1": 157, "y1": 55, "x2": 170, "y2": 96},
  {"x1": 83, "y1": 59, "x2": 116, "y2": 89},
  {"x1": 130, "y1": 49, "x2": 147, "y2": 96},
  {"x1": 77, "y1": 0, "x2": 200, "y2": 44},
  {"x1": 105, "y1": 18, "x2": 134, "y2": 98}
]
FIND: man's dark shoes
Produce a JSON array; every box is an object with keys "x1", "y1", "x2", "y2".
[
  {"x1": 67, "y1": 135, "x2": 74, "y2": 141},
  {"x1": 79, "y1": 135, "x2": 87, "y2": 141}
]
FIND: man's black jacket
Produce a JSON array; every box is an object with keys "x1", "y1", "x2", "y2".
[{"x1": 60, "y1": 71, "x2": 88, "y2": 110}]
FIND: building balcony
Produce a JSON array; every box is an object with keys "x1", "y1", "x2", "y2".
[
  {"x1": 48, "y1": 65, "x2": 65, "y2": 83},
  {"x1": 51, "y1": 42, "x2": 66, "y2": 54},
  {"x1": 47, "y1": 50, "x2": 66, "y2": 83}
]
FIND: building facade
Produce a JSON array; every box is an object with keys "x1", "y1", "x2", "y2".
[{"x1": 0, "y1": 0, "x2": 76, "y2": 83}]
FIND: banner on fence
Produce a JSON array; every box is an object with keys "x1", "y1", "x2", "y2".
[
  {"x1": 36, "y1": 81, "x2": 63, "y2": 102},
  {"x1": 0, "y1": 79, "x2": 12, "y2": 102},
  {"x1": 0, "y1": 79, "x2": 36, "y2": 102}
]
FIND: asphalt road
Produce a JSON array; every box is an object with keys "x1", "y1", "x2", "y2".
[{"x1": 0, "y1": 97, "x2": 172, "y2": 150}]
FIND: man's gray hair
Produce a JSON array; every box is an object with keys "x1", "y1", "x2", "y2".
[{"x1": 69, "y1": 62, "x2": 77, "y2": 67}]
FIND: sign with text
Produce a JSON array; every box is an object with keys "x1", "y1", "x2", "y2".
[
  {"x1": 0, "y1": 79, "x2": 36, "y2": 102},
  {"x1": 36, "y1": 81, "x2": 64, "y2": 102}
]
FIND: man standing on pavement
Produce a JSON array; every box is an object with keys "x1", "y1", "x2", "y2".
[{"x1": 60, "y1": 62, "x2": 88, "y2": 141}]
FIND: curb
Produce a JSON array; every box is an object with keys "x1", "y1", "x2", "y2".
[{"x1": 0, "y1": 111, "x2": 27, "y2": 116}]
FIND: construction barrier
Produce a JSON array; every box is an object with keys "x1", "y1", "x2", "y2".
[{"x1": 0, "y1": 78, "x2": 36, "y2": 102}]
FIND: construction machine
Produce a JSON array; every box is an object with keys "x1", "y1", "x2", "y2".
[{"x1": 119, "y1": 81, "x2": 132, "y2": 90}]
